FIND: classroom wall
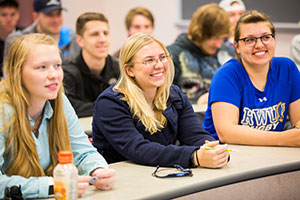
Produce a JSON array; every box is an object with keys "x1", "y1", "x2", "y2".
[{"x1": 63, "y1": 0, "x2": 300, "y2": 57}]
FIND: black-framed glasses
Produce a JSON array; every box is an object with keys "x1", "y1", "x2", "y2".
[
  {"x1": 152, "y1": 164, "x2": 193, "y2": 178},
  {"x1": 237, "y1": 34, "x2": 275, "y2": 47},
  {"x1": 134, "y1": 54, "x2": 172, "y2": 68}
]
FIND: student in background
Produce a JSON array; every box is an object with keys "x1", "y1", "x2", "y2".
[
  {"x1": 0, "y1": 0, "x2": 20, "y2": 78},
  {"x1": 218, "y1": 0, "x2": 246, "y2": 65},
  {"x1": 167, "y1": 3, "x2": 230, "y2": 105},
  {"x1": 290, "y1": 33, "x2": 300, "y2": 69},
  {"x1": 6, "y1": 0, "x2": 80, "y2": 59},
  {"x1": 0, "y1": 33, "x2": 116, "y2": 199},
  {"x1": 63, "y1": 12, "x2": 120, "y2": 117},
  {"x1": 203, "y1": 10, "x2": 300, "y2": 145},
  {"x1": 112, "y1": 7, "x2": 154, "y2": 58},
  {"x1": 92, "y1": 33, "x2": 229, "y2": 168}
]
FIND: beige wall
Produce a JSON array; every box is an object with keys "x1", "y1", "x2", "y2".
[{"x1": 63, "y1": 0, "x2": 300, "y2": 57}]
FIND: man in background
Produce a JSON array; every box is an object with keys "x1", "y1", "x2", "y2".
[
  {"x1": 167, "y1": 3, "x2": 230, "y2": 105},
  {"x1": 0, "y1": 0, "x2": 20, "y2": 77},
  {"x1": 217, "y1": 0, "x2": 246, "y2": 65},
  {"x1": 7, "y1": 0, "x2": 79, "y2": 59},
  {"x1": 112, "y1": 7, "x2": 154, "y2": 58},
  {"x1": 63, "y1": 12, "x2": 120, "y2": 117}
]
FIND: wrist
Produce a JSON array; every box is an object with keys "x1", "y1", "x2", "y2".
[
  {"x1": 193, "y1": 150, "x2": 200, "y2": 167},
  {"x1": 90, "y1": 167, "x2": 102, "y2": 176},
  {"x1": 190, "y1": 151, "x2": 196, "y2": 167}
]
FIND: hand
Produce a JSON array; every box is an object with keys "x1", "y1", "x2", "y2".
[
  {"x1": 195, "y1": 140, "x2": 229, "y2": 168},
  {"x1": 91, "y1": 168, "x2": 117, "y2": 190},
  {"x1": 77, "y1": 176, "x2": 92, "y2": 198}
]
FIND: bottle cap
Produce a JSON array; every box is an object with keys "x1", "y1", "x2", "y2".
[{"x1": 58, "y1": 150, "x2": 73, "y2": 164}]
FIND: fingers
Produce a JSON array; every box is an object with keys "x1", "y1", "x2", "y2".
[
  {"x1": 91, "y1": 168, "x2": 117, "y2": 191},
  {"x1": 197, "y1": 144, "x2": 229, "y2": 168},
  {"x1": 77, "y1": 176, "x2": 91, "y2": 198},
  {"x1": 92, "y1": 168, "x2": 116, "y2": 179}
]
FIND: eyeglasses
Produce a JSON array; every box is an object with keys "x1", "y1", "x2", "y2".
[
  {"x1": 134, "y1": 54, "x2": 171, "y2": 68},
  {"x1": 152, "y1": 164, "x2": 193, "y2": 178},
  {"x1": 237, "y1": 34, "x2": 275, "y2": 47}
]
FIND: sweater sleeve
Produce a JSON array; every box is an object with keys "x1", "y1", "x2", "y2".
[
  {"x1": 63, "y1": 94, "x2": 108, "y2": 175},
  {"x1": 92, "y1": 90, "x2": 213, "y2": 168},
  {"x1": 0, "y1": 105, "x2": 50, "y2": 199},
  {"x1": 175, "y1": 87, "x2": 215, "y2": 145}
]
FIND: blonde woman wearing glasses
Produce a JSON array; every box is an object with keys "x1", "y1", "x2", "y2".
[
  {"x1": 203, "y1": 10, "x2": 300, "y2": 146},
  {"x1": 92, "y1": 33, "x2": 229, "y2": 168}
]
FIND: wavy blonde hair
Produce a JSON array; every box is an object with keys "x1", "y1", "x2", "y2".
[
  {"x1": 1, "y1": 33, "x2": 71, "y2": 178},
  {"x1": 114, "y1": 33, "x2": 174, "y2": 134}
]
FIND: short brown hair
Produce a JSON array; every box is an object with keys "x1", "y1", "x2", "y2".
[
  {"x1": 125, "y1": 7, "x2": 154, "y2": 30},
  {"x1": 234, "y1": 10, "x2": 275, "y2": 43},
  {"x1": 76, "y1": 12, "x2": 108, "y2": 36},
  {"x1": 188, "y1": 3, "x2": 230, "y2": 43}
]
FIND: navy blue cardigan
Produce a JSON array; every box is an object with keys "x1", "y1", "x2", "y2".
[{"x1": 92, "y1": 85, "x2": 215, "y2": 167}]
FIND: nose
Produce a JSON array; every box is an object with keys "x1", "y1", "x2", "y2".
[
  {"x1": 254, "y1": 38, "x2": 264, "y2": 47},
  {"x1": 98, "y1": 33, "x2": 107, "y2": 42},
  {"x1": 48, "y1": 66, "x2": 58, "y2": 79},
  {"x1": 153, "y1": 58, "x2": 165, "y2": 69}
]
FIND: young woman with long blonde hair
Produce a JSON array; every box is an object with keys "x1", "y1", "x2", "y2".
[
  {"x1": 92, "y1": 33, "x2": 229, "y2": 168},
  {"x1": 0, "y1": 33, "x2": 116, "y2": 199}
]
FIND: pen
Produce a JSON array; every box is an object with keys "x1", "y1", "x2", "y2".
[
  {"x1": 201, "y1": 146, "x2": 239, "y2": 152},
  {"x1": 90, "y1": 174, "x2": 101, "y2": 184}
]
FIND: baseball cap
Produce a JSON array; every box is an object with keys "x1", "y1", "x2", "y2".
[
  {"x1": 219, "y1": 0, "x2": 246, "y2": 12},
  {"x1": 34, "y1": 0, "x2": 66, "y2": 14},
  {"x1": 0, "y1": 0, "x2": 19, "y2": 8}
]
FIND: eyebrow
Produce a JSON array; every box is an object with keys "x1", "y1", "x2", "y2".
[
  {"x1": 142, "y1": 53, "x2": 165, "y2": 59},
  {"x1": 242, "y1": 32, "x2": 272, "y2": 37}
]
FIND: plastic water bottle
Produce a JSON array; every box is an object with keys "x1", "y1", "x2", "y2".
[{"x1": 53, "y1": 151, "x2": 78, "y2": 200}]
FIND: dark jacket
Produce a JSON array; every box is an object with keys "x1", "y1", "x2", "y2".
[
  {"x1": 167, "y1": 33, "x2": 221, "y2": 103},
  {"x1": 0, "y1": 27, "x2": 23, "y2": 77},
  {"x1": 92, "y1": 84, "x2": 215, "y2": 167},
  {"x1": 63, "y1": 52, "x2": 120, "y2": 117}
]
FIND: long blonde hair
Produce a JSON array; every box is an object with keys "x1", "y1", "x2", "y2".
[
  {"x1": 1, "y1": 33, "x2": 71, "y2": 177},
  {"x1": 114, "y1": 33, "x2": 174, "y2": 134}
]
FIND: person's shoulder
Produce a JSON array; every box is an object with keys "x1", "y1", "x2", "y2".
[
  {"x1": 60, "y1": 26, "x2": 72, "y2": 35},
  {"x1": 167, "y1": 33, "x2": 188, "y2": 52},
  {"x1": 272, "y1": 56, "x2": 293, "y2": 63},
  {"x1": 95, "y1": 84, "x2": 125, "y2": 106},
  {"x1": 62, "y1": 58, "x2": 81, "y2": 76},
  {"x1": 6, "y1": 24, "x2": 35, "y2": 43},
  {"x1": 98, "y1": 84, "x2": 120, "y2": 98},
  {"x1": 272, "y1": 57, "x2": 296, "y2": 68},
  {"x1": 107, "y1": 55, "x2": 119, "y2": 68},
  {"x1": 292, "y1": 34, "x2": 300, "y2": 43},
  {"x1": 170, "y1": 84, "x2": 181, "y2": 94},
  {"x1": 169, "y1": 85, "x2": 186, "y2": 102},
  {"x1": 216, "y1": 58, "x2": 240, "y2": 74},
  {"x1": 19, "y1": 23, "x2": 36, "y2": 34},
  {"x1": 271, "y1": 57, "x2": 298, "y2": 72}
]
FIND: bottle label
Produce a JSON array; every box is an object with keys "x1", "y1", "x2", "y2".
[{"x1": 54, "y1": 180, "x2": 67, "y2": 200}]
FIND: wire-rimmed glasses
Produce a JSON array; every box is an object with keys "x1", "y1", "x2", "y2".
[
  {"x1": 152, "y1": 164, "x2": 193, "y2": 178},
  {"x1": 134, "y1": 54, "x2": 172, "y2": 68}
]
